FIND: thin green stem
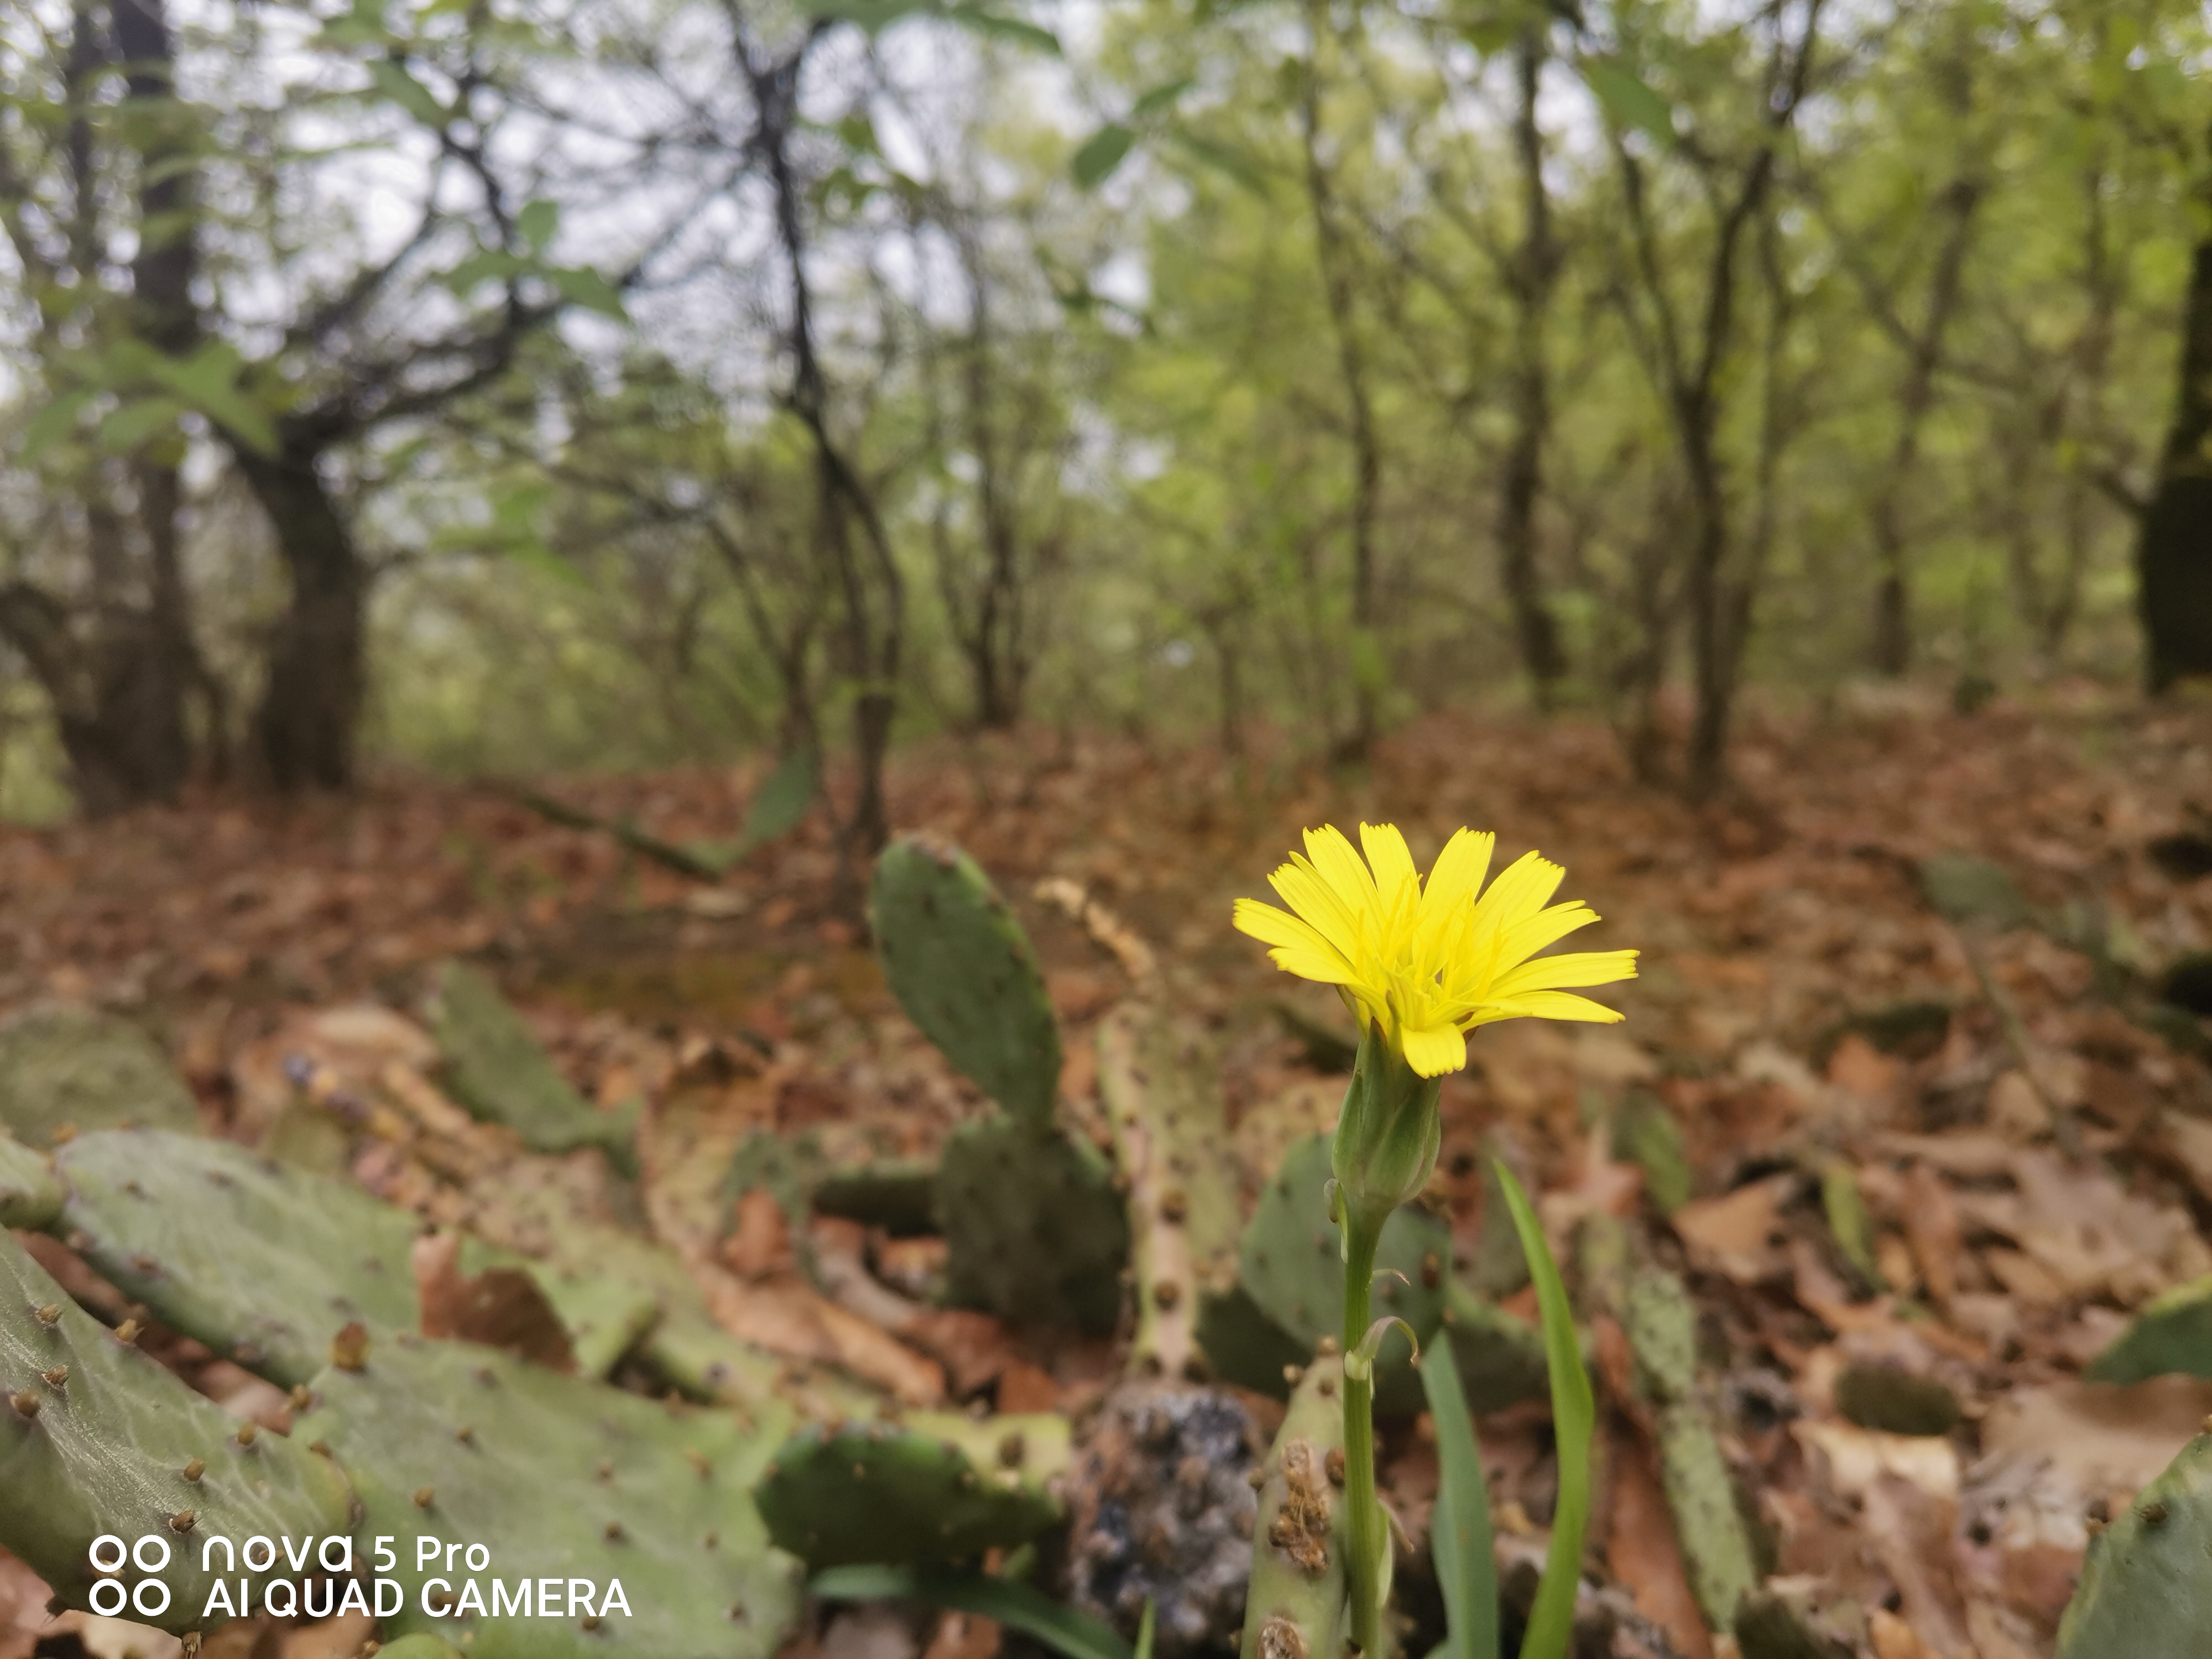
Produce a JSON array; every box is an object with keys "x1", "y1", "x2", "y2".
[{"x1": 1342, "y1": 1215, "x2": 1385, "y2": 1657}]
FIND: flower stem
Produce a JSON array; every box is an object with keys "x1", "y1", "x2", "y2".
[{"x1": 1342, "y1": 1212, "x2": 1386, "y2": 1657}]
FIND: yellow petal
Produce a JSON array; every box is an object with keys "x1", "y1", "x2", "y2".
[
  {"x1": 1418, "y1": 828, "x2": 1494, "y2": 930},
  {"x1": 1302, "y1": 825, "x2": 1380, "y2": 916},
  {"x1": 1359, "y1": 823, "x2": 1419, "y2": 898},
  {"x1": 1475, "y1": 989, "x2": 1627, "y2": 1024},
  {"x1": 1270, "y1": 947, "x2": 1363, "y2": 985},
  {"x1": 1401, "y1": 1022, "x2": 1468, "y2": 1077},
  {"x1": 1234, "y1": 896, "x2": 1337, "y2": 956},
  {"x1": 1495, "y1": 901, "x2": 1603, "y2": 967},
  {"x1": 1467, "y1": 851, "x2": 1566, "y2": 938},
  {"x1": 1271, "y1": 860, "x2": 1364, "y2": 957},
  {"x1": 1488, "y1": 948, "x2": 1641, "y2": 999}
]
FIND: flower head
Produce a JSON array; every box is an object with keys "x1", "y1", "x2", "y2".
[{"x1": 1235, "y1": 823, "x2": 1638, "y2": 1078}]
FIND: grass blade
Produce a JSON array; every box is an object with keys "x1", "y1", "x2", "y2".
[
  {"x1": 811, "y1": 1566, "x2": 1133, "y2": 1659},
  {"x1": 1421, "y1": 1332, "x2": 1500, "y2": 1659},
  {"x1": 1495, "y1": 1161, "x2": 1594, "y2": 1659}
]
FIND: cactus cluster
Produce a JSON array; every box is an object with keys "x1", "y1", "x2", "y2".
[
  {"x1": 427, "y1": 961, "x2": 638, "y2": 1173},
  {"x1": 0, "y1": 1228, "x2": 356, "y2": 1634},
  {"x1": 0, "y1": 1003, "x2": 200, "y2": 1146},
  {"x1": 753, "y1": 1408, "x2": 1069, "y2": 1568},
  {"x1": 869, "y1": 835, "x2": 1129, "y2": 1334},
  {"x1": 294, "y1": 1332, "x2": 803, "y2": 1658}
]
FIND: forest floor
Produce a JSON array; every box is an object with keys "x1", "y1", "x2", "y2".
[{"x1": 10, "y1": 687, "x2": 2212, "y2": 1659}]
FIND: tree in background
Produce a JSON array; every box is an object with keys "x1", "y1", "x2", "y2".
[
  {"x1": 0, "y1": 0, "x2": 223, "y2": 812},
  {"x1": 3, "y1": 0, "x2": 2210, "y2": 820}
]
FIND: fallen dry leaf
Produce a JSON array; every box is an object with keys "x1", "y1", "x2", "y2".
[
  {"x1": 1673, "y1": 1174, "x2": 1795, "y2": 1284},
  {"x1": 1604, "y1": 1428, "x2": 1713, "y2": 1659},
  {"x1": 1980, "y1": 1377, "x2": 2212, "y2": 1515},
  {"x1": 921, "y1": 1611, "x2": 1002, "y2": 1659},
  {"x1": 1900, "y1": 1162, "x2": 1960, "y2": 1309},
  {"x1": 1866, "y1": 1607, "x2": 1939, "y2": 1659},
  {"x1": 1863, "y1": 1477, "x2": 1970, "y2": 1658},
  {"x1": 1797, "y1": 1419, "x2": 1960, "y2": 1502},
  {"x1": 995, "y1": 1359, "x2": 1063, "y2": 1414},
  {"x1": 723, "y1": 1187, "x2": 795, "y2": 1280},
  {"x1": 411, "y1": 1232, "x2": 575, "y2": 1371}
]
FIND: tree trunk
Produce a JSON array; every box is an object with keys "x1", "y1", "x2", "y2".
[
  {"x1": 1869, "y1": 166, "x2": 1980, "y2": 677},
  {"x1": 2139, "y1": 221, "x2": 2212, "y2": 693},
  {"x1": 1498, "y1": 25, "x2": 1567, "y2": 706},
  {"x1": 1300, "y1": 2, "x2": 1381, "y2": 761},
  {"x1": 1682, "y1": 413, "x2": 1734, "y2": 801},
  {"x1": 239, "y1": 444, "x2": 368, "y2": 789},
  {"x1": 113, "y1": 0, "x2": 200, "y2": 800}
]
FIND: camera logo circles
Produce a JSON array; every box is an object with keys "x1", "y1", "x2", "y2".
[{"x1": 87, "y1": 1535, "x2": 173, "y2": 1618}]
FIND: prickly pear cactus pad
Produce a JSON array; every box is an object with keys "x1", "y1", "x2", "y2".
[
  {"x1": 2084, "y1": 1275, "x2": 2212, "y2": 1384},
  {"x1": 869, "y1": 836, "x2": 1062, "y2": 1124},
  {"x1": 294, "y1": 1334, "x2": 802, "y2": 1659},
  {"x1": 935, "y1": 1117, "x2": 1130, "y2": 1333},
  {"x1": 427, "y1": 961, "x2": 638, "y2": 1170},
  {"x1": 2055, "y1": 1429, "x2": 2212, "y2": 1657},
  {"x1": 1238, "y1": 1133, "x2": 1448, "y2": 1415},
  {"x1": 0, "y1": 1228, "x2": 356, "y2": 1634},
  {"x1": 752, "y1": 1408, "x2": 1070, "y2": 1568},
  {"x1": 0, "y1": 1003, "x2": 200, "y2": 1146},
  {"x1": 0, "y1": 1134, "x2": 62, "y2": 1230},
  {"x1": 1239, "y1": 1353, "x2": 1349, "y2": 1659},
  {"x1": 54, "y1": 1129, "x2": 420, "y2": 1387},
  {"x1": 1192, "y1": 1285, "x2": 1311, "y2": 1399},
  {"x1": 1440, "y1": 1285, "x2": 1548, "y2": 1415},
  {"x1": 1097, "y1": 1006, "x2": 1242, "y2": 1381}
]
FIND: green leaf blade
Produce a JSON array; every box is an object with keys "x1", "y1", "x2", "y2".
[
  {"x1": 368, "y1": 58, "x2": 448, "y2": 127},
  {"x1": 1422, "y1": 1335, "x2": 1500, "y2": 1659},
  {"x1": 1495, "y1": 1162, "x2": 1594, "y2": 1659},
  {"x1": 1579, "y1": 58, "x2": 1674, "y2": 147},
  {"x1": 1072, "y1": 123, "x2": 1138, "y2": 189}
]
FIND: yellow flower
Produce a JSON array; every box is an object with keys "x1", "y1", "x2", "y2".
[{"x1": 1234, "y1": 822, "x2": 1638, "y2": 1078}]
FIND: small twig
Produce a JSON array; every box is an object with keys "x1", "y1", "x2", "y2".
[
  {"x1": 1032, "y1": 878, "x2": 1160, "y2": 993},
  {"x1": 505, "y1": 786, "x2": 727, "y2": 882}
]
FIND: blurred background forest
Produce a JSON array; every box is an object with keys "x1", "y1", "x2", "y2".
[{"x1": 1, "y1": 0, "x2": 2209, "y2": 834}]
